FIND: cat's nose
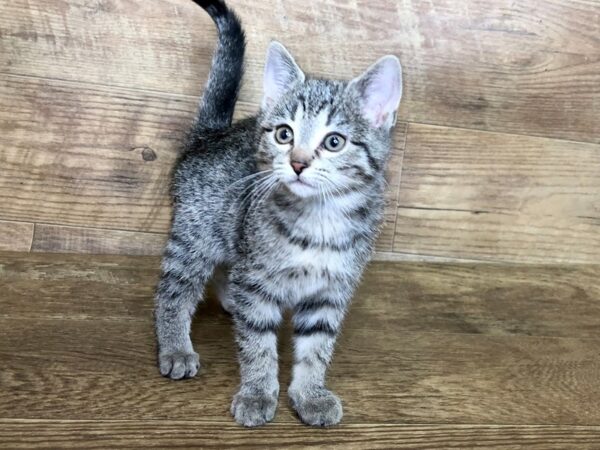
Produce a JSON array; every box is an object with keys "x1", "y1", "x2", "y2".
[{"x1": 291, "y1": 160, "x2": 308, "y2": 175}]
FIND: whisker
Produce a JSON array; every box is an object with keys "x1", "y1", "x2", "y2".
[
  {"x1": 239, "y1": 174, "x2": 275, "y2": 205},
  {"x1": 242, "y1": 175, "x2": 279, "y2": 227},
  {"x1": 229, "y1": 170, "x2": 273, "y2": 189}
]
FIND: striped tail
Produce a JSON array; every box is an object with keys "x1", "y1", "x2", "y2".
[{"x1": 191, "y1": 0, "x2": 246, "y2": 135}]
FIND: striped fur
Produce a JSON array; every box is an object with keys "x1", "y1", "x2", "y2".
[{"x1": 155, "y1": 0, "x2": 402, "y2": 428}]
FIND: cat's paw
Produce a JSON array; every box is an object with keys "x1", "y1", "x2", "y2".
[
  {"x1": 289, "y1": 388, "x2": 343, "y2": 427},
  {"x1": 231, "y1": 389, "x2": 278, "y2": 427},
  {"x1": 158, "y1": 351, "x2": 200, "y2": 380}
]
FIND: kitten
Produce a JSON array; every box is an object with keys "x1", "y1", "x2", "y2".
[{"x1": 155, "y1": 0, "x2": 402, "y2": 427}]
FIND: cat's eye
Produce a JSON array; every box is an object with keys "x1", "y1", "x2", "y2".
[
  {"x1": 274, "y1": 125, "x2": 294, "y2": 145},
  {"x1": 323, "y1": 133, "x2": 346, "y2": 152}
]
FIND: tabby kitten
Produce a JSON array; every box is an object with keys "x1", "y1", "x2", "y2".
[{"x1": 155, "y1": 0, "x2": 403, "y2": 427}]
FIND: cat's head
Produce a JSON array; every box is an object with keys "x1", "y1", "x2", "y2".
[{"x1": 257, "y1": 41, "x2": 402, "y2": 199}]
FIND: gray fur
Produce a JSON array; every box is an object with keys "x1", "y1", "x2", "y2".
[{"x1": 155, "y1": 0, "x2": 402, "y2": 427}]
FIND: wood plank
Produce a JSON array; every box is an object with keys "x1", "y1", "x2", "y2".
[
  {"x1": 356, "y1": 262, "x2": 600, "y2": 339},
  {"x1": 0, "y1": 220, "x2": 33, "y2": 252},
  {"x1": 0, "y1": 0, "x2": 215, "y2": 97},
  {"x1": 1, "y1": 252, "x2": 600, "y2": 425},
  {"x1": 2, "y1": 420, "x2": 600, "y2": 449},
  {"x1": 2, "y1": 252, "x2": 599, "y2": 339},
  {"x1": 393, "y1": 124, "x2": 600, "y2": 263},
  {"x1": 31, "y1": 224, "x2": 166, "y2": 255},
  {"x1": 394, "y1": 209, "x2": 600, "y2": 264},
  {"x1": 2, "y1": 311, "x2": 600, "y2": 425},
  {"x1": 399, "y1": 124, "x2": 600, "y2": 215},
  {"x1": 0, "y1": 74, "x2": 192, "y2": 232},
  {"x1": 0, "y1": 252, "x2": 159, "y2": 320},
  {"x1": 1, "y1": 0, "x2": 598, "y2": 142},
  {"x1": 373, "y1": 251, "x2": 483, "y2": 263}
]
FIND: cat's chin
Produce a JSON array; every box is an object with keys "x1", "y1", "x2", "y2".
[{"x1": 285, "y1": 179, "x2": 318, "y2": 198}]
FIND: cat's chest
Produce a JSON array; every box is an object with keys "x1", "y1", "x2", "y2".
[
  {"x1": 260, "y1": 245, "x2": 355, "y2": 304},
  {"x1": 255, "y1": 221, "x2": 364, "y2": 303},
  {"x1": 270, "y1": 202, "x2": 362, "y2": 247},
  {"x1": 275, "y1": 243, "x2": 350, "y2": 272}
]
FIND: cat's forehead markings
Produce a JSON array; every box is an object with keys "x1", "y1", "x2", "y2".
[
  {"x1": 293, "y1": 98, "x2": 304, "y2": 122},
  {"x1": 298, "y1": 107, "x2": 331, "y2": 150},
  {"x1": 314, "y1": 107, "x2": 332, "y2": 133}
]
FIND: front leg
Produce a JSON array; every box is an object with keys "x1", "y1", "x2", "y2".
[
  {"x1": 229, "y1": 276, "x2": 283, "y2": 427},
  {"x1": 155, "y1": 233, "x2": 215, "y2": 380},
  {"x1": 289, "y1": 293, "x2": 348, "y2": 426}
]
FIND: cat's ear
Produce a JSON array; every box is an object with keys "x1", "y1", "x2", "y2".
[
  {"x1": 349, "y1": 55, "x2": 402, "y2": 128},
  {"x1": 262, "y1": 41, "x2": 305, "y2": 108}
]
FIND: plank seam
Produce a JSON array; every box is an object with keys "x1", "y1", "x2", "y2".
[
  {"x1": 0, "y1": 71, "x2": 200, "y2": 102},
  {"x1": 373, "y1": 250, "x2": 596, "y2": 266},
  {"x1": 2, "y1": 418, "x2": 600, "y2": 428},
  {"x1": 396, "y1": 205, "x2": 600, "y2": 220},
  {"x1": 403, "y1": 120, "x2": 600, "y2": 147},
  {"x1": 30, "y1": 222, "x2": 169, "y2": 238}
]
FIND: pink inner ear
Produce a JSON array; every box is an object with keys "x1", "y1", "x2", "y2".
[
  {"x1": 365, "y1": 90, "x2": 391, "y2": 127},
  {"x1": 262, "y1": 42, "x2": 305, "y2": 108},
  {"x1": 263, "y1": 52, "x2": 286, "y2": 106},
  {"x1": 377, "y1": 111, "x2": 389, "y2": 127},
  {"x1": 363, "y1": 94, "x2": 385, "y2": 127},
  {"x1": 358, "y1": 56, "x2": 402, "y2": 128},
  {"x1": 366, "y1": 102, "x2": 384, "y2": 128}
]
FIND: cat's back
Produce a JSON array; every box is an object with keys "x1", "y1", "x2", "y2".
[{"x1": 173, "y1": 116, "x2": 258, "y2": 197}]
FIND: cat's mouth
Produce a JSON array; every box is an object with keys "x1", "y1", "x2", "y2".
[
  {"x1": 286, "y1": 177, "x2": 317, "y2": 197},
  {"x1": 291, "y1": 178, "x2": 313, "y2": 187}
]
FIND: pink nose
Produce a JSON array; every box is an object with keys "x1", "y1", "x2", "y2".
[{"x1": 291, "y1": 161, "x2": 307, "y2": 175}]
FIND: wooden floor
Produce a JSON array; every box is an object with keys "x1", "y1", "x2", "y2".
[
  {"x1": 1, "y1": 0, "x2": 598, "y2": 447},
  {"x1": 0, "y1": 251, "x2": 599, "y2": 448}
]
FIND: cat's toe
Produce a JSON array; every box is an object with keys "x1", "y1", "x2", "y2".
[
  {"x1": 158, "y1": 351, "x2": 200, "y2": 380},
  {"x1": 289, "y1": 389, "x2": 343, "y2": 427},
  {"x1": 231, "y1": 390, "x2": 278, "y2": 427}
]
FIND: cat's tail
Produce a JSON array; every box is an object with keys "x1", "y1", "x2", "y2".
[{"x1": 191, "y1": 0, "x2": 245, "y2": 135}]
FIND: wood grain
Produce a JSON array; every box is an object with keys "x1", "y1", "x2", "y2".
[
  {"x1": 0, "y1": 74, "x2": 191, "y2": 232},
  {"x1": 394, "y1": 209, "x2": 600, "y2": 263},
  {"x1": 4, "y1": 300, "x2": 600, "y2": 424},
  {"x1": 0, "y1": 220, "x2": 33, "y2": 251},
  {"x1": 31, "y1": 224, "x2": 167, "y2": 255},
  {"x1": 2, "y1": 420, "x2": 600, "y2": 449},
  {"x1": 1, "y1": 252, "x2": 600, "y2": 429},
  {"x1": 1, "y1": 0, "x2": 598, "y2": 142},
  {"x1": 2, "y1": 252, "x2": 599, "y2": 338},
  {"x1": 399, "y1": 124, "x2": 600, "y2": 216},
  {"x1": 0, "y1": 0, "x2": 215, "y2": 96},
  {"x1": 393, "y1": 123, "x2": 600, "y2": 263}
]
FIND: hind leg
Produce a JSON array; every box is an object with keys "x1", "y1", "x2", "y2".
[
  {"x1": 213, "y1": 265, "x2": 236, "y2": 315},
  {"x1": 154, "y1": 231, "x2": 217, "y2": 380}
]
